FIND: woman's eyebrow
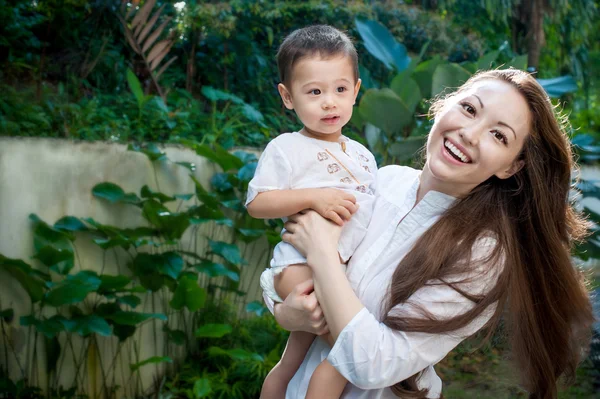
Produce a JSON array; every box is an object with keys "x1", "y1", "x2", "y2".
[
  {"x1": 474, "y1": 94, "x2": 516, "y2": 139},
  {"x1": 499, "y1": 122, "x2": 517, "y2": 139},
  {"x1": 473, "y1": 94, "x2": 484, "y2": 109}
]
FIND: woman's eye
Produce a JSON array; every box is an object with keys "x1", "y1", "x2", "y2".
[
  {"x1": 461, "y1": 102, "x2": 476, "y2": 115},
  {"x1": 310, "y1": 89, "x2": 321, "y2": 95},
  {"x1": 492, "y1": 130, "x2": 507, "y2": 144},
  {"x1": 337, "y1": 87, "x2": 347, "y2": 93}
]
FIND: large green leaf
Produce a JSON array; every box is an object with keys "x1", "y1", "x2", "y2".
[
  {"x1": 241, "y1": 103, "x2": 264, "y2": 124},
  {"x1": 0, "y1": 255, "x2": 46, "y2": 302},
  {"x1": 53, "y1": 216, "x2": 88, "y2": 232},
  {"x1": 45, "y1": 271, "x2": 101, "y2": 306},
  {"x1": 537, "y1": 75, "x2": 578, "y2": 98},
  {"x1": 107, "y1": 311, "x2": 167, "y2": 326},
  {"x1": 194, "y1": 260, "x2": 239, "y2": 282},
  {"x1": 142, "y1": 200, "x2": 190, "y2": 240},
  {"x1": 207, "y1": 346, "x2": 263, "y2": 362},
  {"x1": 431, "y1": 63, "x2": 472, "y2": 97},
  {"x1": 355, "y1": 18, "x2": 411, "y2": 71},
  {"x1": 390, "y1": 72, "x2": 422, "y2": 114},
  {"x1": 163, "y1": 325, "x2": 186, "y2": 345},
  {"x1": 131, "y1": 252, "x2": 183, "y2": 284},
  {"x1": 140, "y1": 185, "x2": 175, "y2": 203},
  {"x1": 130, "y1": 356, "x2": 172, "y2": 372},
  {"x1": 246, "y1": 301, "x2": 268, "y2": 317},
  {"x1": 70, "y1": 314, "x2": 112, "y2": 337},
  {"x1": 30, "y1": 213, "x2": 75, "y2": 274},
  {"x1": 388, "y1": 136, "x2": 428, "y2": 162},
  {"x1": 208, "y1": 240, "x2": 245, "y2": 265},
  {"x1": 127, "y1": 68, "x2": 145, "y2": 108},
  {"x1": 411, "y1": 56, "x2": 444, "y2": 98},
  {"x1": 127, "y1": 143, "x2": 168, "y2": 162},
  {"x1": 201, "y1": 86, "x2": 244, "y2": 104},
  {"x1": 98, "y1": 275, "x2": 131, "y2": 293},
  {"x1": 190, "y1": 176, "x2": 221, "y2": 209},
  {"x1": 33, "y1": 246, "x2": 74, "y2": 275},
  {"x1": 359, "y1": 88, "x2": 412, "y2": 135},
  {"x1": 502, "y1": 54, "x2": 528, "y2": 71},
  {"x1": 170, "y1": 275, "x2": 206, "y2": 312},
  {"x1": 117, "y1": 294, "x2": 141, "y2": 308},
  {"x1": 193, "y1": 378, "x2": 212, "y2": 398},
  {"x1": 194, "y1": 323, "x2": 232, "y2": 338},
  {"x1": 477, "y1": 50, "x2": 501, "y2": 70},
  {"x1": 358, "y1": 64, "x2": 379, "y2": 90},
  {"x1": 92, "y1": 183, "x2": 140, "y2": 205}
]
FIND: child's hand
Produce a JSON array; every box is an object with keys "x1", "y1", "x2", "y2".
[{"x1": 311, "y1": 188, "x2": 357, "y2": 226}]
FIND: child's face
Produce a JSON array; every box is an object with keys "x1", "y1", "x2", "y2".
[{"x1": 278, "y1": 55, "x2": 361, "y2": 141}]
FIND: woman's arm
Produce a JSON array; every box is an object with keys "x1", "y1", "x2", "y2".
[
  {"x1": 247, "y1": 188, "x2": 358, "y2": 226},
  {"x1": 282, "y1": 211, "x2": 364, "y2": 339},
  {"x1": 282, "y1": 211, "x2": 500, "y2": 389}
]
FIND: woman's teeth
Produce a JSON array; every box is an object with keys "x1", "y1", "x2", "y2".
[{"x1": 444, "y1": 140, "x2": 470, "y2": 163}]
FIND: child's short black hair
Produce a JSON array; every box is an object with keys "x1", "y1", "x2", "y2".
[{"x1": 277, "y1": 25, "x2": 359, "y2": 86}]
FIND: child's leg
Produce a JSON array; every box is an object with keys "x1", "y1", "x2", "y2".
[
  {"x1": 261, "y1": 264, "x2": 315, "y2": 399},
  {"x1": 305, "y1": 333, "x2": 347, "y2": 399},
  {"x1": 261, "y1": 330, "x2": 315, "y2": 399}
]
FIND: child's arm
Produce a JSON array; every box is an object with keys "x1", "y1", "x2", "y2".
[{"x1": 247, "y1": 188, "x2": 357, "y2": 226}]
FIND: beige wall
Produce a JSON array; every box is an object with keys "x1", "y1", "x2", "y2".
[{"x1": 0, "y1": 137, "x2": 270, "y2": 397}]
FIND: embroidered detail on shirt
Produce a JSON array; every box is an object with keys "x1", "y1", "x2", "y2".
[
  {"x1": 340, "y1": 141, "x2": 347, "y2": 153},
  {"x1": 358, "y1": 153, "x2": 369, "y2": 162},
  {"x1": 356, "y1": 185, "x2": 367, "y2": 193},
  {"x1": 327, "y1": 163, "x2": 341, "y2": 174},
  {"x1": 325, "y1": 149, "x2": 361, "y2": 184},
  {"x1": 340, "y1": 177, "x2": 352, "y2": 184},
  {"x1": 317, "y1": 152, "x2": 329, "y2": 161},
  {"x1": 363, "y1": 165, "x2": 370, "y2": 173}
]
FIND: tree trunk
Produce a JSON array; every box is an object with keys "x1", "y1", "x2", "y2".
[{"x1": 527, "y1": 0, "x2": 545, "y2": 71}]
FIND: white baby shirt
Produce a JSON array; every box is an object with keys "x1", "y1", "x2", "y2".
[{"x1": 246, "y1": 131, "x2": 377, "y2": 267}]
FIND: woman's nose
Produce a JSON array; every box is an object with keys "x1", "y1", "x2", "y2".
[{"x1": 459, "y1": 127, "x2": 481, "y2": 146}]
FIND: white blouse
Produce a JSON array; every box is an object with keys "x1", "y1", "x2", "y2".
[{"x1": 265, "y1": 165, "x2": 501, "y2": 398}]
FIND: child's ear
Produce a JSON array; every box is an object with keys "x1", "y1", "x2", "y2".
[
  {"x1": 278, "y1": 83, "x2": 294, "y2": 110},
  {"x1": 353, "y1": 79, "x2": 362, "y2": 104},
  {"x1": 496, "y1": 159, "x2": 525, "y2": 179}
]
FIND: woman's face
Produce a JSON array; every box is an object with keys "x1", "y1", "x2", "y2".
[{"x1": 425, "y1": 79, "x2": 531, "y2": 197}]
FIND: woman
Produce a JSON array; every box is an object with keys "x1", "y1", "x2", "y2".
[{"x1": 266, "y1": 69, "x2": 594, "y2": 398}]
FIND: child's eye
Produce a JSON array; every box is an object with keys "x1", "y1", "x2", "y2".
[
  {"x1": 337, "y1": 87, "x2": 347, "y2": 93},
  {"x1": 492, "y1": 130, "x2": 508, "y2": 145},
  {"x1": 309, "y1": 89, "x2": 321, "y2": 95},
  {"x1": 460, "y1": 102, "x2": 476, "y2": 116}
]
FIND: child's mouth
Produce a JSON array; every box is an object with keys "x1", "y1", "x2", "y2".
[{"x1": 321, "y1": 116, "x2": 340, "y2": 124}]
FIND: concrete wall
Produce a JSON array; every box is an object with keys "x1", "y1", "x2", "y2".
[{"x1": 0, "y1": 138, "x2": 270, "y2": 397}]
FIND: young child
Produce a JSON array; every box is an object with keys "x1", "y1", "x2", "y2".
[{"x1": 246, "y1": 25, "x2": 377, "y2": 398}]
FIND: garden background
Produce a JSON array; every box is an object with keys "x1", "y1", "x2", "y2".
[{"x1": 1, "y1": 0, "x2": 600, "y2": 398}]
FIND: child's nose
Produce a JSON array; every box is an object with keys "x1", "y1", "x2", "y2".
[{"x1": 321, "y1": 96, "x2": 335, "y2": 109}]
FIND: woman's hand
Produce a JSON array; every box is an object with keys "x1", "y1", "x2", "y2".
[
  {"x1": 282, "y1": 210, "x2": 342, "y2": 263},
  {"x1": 273, "y1": 279, "x2": 328, "y2": 335}
]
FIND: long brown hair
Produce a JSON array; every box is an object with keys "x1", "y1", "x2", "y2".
[{"x1": 383, "y1": 69, "x2": 594, "y2": 398}]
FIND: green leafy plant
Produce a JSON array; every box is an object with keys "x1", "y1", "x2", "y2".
[
  {"x1": 0, "y1": 139, "x2": 279, "y2": 398},
  {"x1": 118, "y1": 0, "x2": 177, "y2": 102},
  {"x1": 352, "y1": 18, "x2": 581, "y2": 165}
]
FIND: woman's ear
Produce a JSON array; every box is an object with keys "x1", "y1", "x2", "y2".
[
  {"x1": 497, "y1": 159, "x2": 525, "y2": 179},
  {"x1": 353, "y1": 78, "x2": 362, "y2": 104},
  {"x1": 278, "y1": 83, "x2": 294, "y2": 110}
]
